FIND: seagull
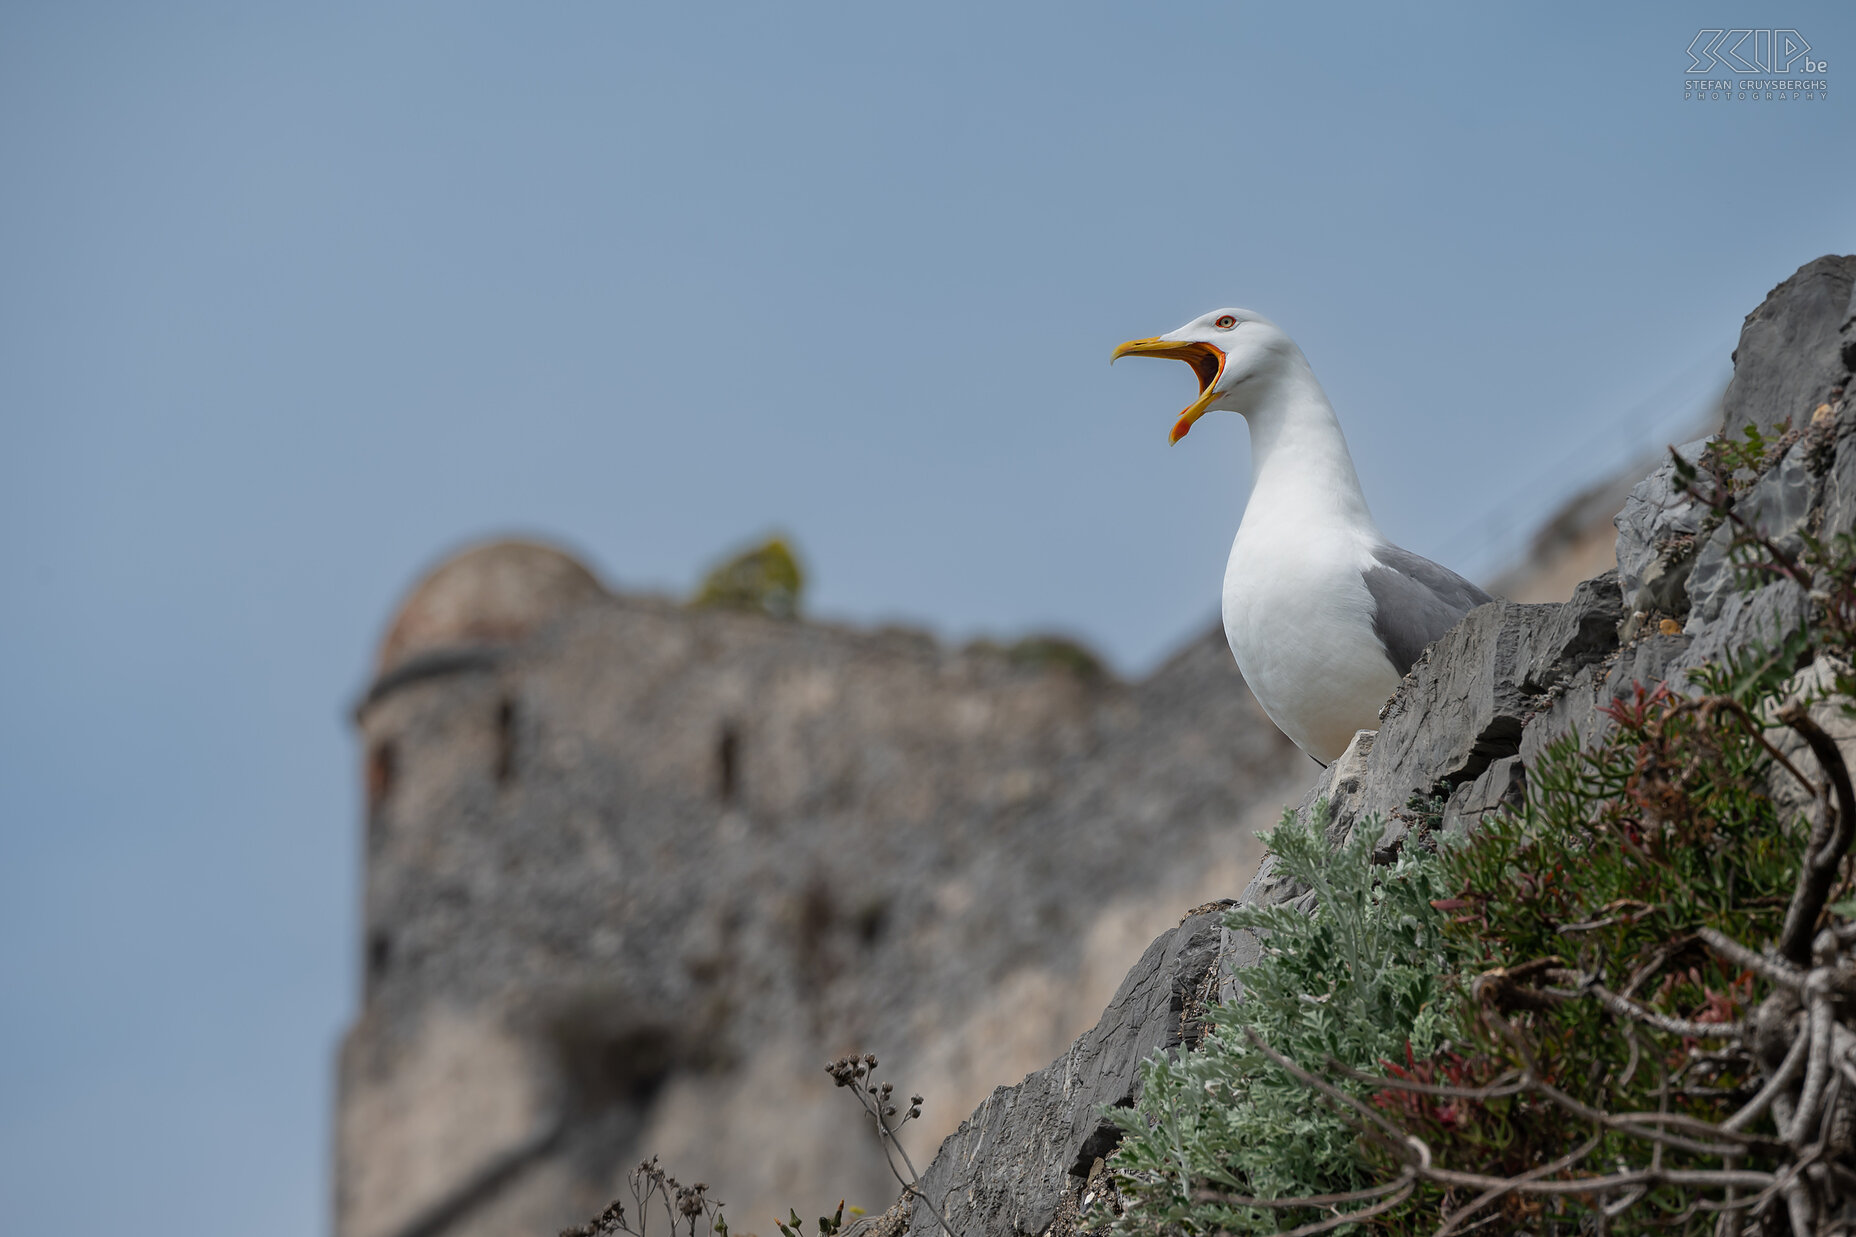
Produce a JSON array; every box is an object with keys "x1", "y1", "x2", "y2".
[{"x1": 1113, "y1": 308, "x2": 1492, "y2": 765}]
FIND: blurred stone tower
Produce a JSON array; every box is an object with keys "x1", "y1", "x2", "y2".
[{"x1": 336, "y1": 538, "x2": 1307, "y2": 1237}]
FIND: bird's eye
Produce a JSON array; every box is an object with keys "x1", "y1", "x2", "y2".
[{"x1": 1213, "y1": 314, "x2": 1238, "y2": 330}]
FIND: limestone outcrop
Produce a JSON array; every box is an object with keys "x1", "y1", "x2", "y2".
[{"x1": 892, "y1": 255, "x2": 1856, "y2": 1237}]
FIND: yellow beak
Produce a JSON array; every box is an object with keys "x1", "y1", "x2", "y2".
[{"x1": 1109, "y1": 337, "x2": 1227, "y2": 443}]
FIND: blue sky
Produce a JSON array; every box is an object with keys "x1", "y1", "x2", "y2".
[{"x1": 1, "y1": 4, "x2": 1851, "y2": 1234}]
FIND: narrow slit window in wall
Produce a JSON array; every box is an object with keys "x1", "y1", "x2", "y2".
[
  {"x1": 716, "y1": 724, "x2": 740, "y2": 804},
  {"x1": 495, "y1": 699, "x2": 515, "y2": 785}
]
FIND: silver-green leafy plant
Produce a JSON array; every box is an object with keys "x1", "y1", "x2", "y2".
[{"x1": 1109, "y1": 806, "x2": 1457, "y2": 1235}]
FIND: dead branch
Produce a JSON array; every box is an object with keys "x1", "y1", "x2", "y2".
[
  {"x1": 1477, "y1": 1002, "x2": 1754, "y2": 1157},
  {"x1": 1192, "y1": 1175, "x2": 1413, "y2": 1209},
  {"x1": 1246, "y1": 1027, "x2": 1779, "y2": 1205},
  {"x1": 1194, "y1": 1171, "x2": 1420, "y2": 1235},
  {"x1": 1724, "y1": 1025, "x2": 1811, "y2": 1132},
  {"x1": 1276, "y1": 1179, "x2": 1416, "y2": 1237},
  {"x1": 1544, "y1": 968, "x2": 1748, "y2": 1040},
  {"x1": 1777, "y1": 703, "x2": 1856, "y2": 965},
  {"x1": 1327, "y1": 1059, "x2": 1527, "y2": 1100},
  {"x1": 1787, "y1": 984, "x2": 1838, "y2": 1143},
  {"x1": 1698, "y1": 926, "x2": 1806, "y2": 990},
  {"x1": 1430, "y1": 1132, "x2": 1602, "y2": 1237}
]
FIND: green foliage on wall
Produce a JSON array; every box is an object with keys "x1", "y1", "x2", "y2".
[{"x1": 693, "y1": 536, "x2": 805, "y2": 619}]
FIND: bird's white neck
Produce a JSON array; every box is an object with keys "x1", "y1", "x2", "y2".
[{"x1": 1233, "y1": 349, "x2": 1376, "y2": 537}]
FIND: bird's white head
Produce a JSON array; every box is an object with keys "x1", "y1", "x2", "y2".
[{"x1": 1111, "y1": 308, "x2": 1301, "y2": 444}]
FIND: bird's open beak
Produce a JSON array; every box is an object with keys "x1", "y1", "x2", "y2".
[{"x1": 1109, "y1": 338, "x2": 1226, "y2": 443}]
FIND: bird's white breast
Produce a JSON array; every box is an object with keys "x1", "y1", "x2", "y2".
[{"x1": 1221, "y1": 521, "x2": 1400, "y2": 764}]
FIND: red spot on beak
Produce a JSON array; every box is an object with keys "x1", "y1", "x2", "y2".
[{"x1": 1169, "y1": 417, "x2": 1192, "y2": 444}]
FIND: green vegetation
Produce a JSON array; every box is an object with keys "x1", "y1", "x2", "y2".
[
  {"x1": 1110, "y1": 432, "x2": 1856, "y2": 1234},
  {"x1": 1003, "y1": 634, "x2": 1106, "y2": 679},
  {"x1": 962, "y1": 633, "x2": 1108, "y2": 679},
  {"x1": 1108, "y1": 806, "x2": 1456, "y2": 1234},
  {"x1": 692, "y1": 536, "x2": 805, "y2": 619}
]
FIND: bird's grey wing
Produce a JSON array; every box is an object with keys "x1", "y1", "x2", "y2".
[{"x1": 1361, "y1": 544, "x2": 1496, "y2": 675}]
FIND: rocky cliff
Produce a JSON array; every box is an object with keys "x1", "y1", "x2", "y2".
[{"x1": 887, "y1": 254, "x2": 1856, "y2": 1237}]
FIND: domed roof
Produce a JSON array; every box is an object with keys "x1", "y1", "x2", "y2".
[{"x1": 377, "y1": 539, "x2": 607, "y2": 672}]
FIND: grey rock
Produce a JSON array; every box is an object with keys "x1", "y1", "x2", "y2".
[
  {"x1": 1442, "y1": 755, "x2": 1526, "y2": 838},
  {"x1": 1721, "y1": 254, "x2": 1856, "y2": 440},
  {"x1": 1615, "y1": 440, "x2": 1709, "y2": 617},
  {"x1": 1365, "y1": 601, "x2": 1555, "y2": 817},
  {"x1": 1232, "y1": 855, "x2": 1317, "y2": 927},
  {"x1": 1846, "y1": 279, "x2": 1856, "y2": 371},
  {"x1": 1235, "y1": 732, "x2": 1380, "y2": 921},
  {"x1": 1517, "y1": 631, "x2": 1694, "y2": 769},
  {"x1": 1216, "y1": 920, "x2": 1269, "y2": 1006},
  {"x1": 1515, "y1": 654, "x2": 1613, "y2": 770},
  {"x1": 1255, "y1": 590, "x2": 1623, "y2": 862},
  {"x1": 1678, "y1": 579, "x2": 1811, "y2": 672},
  {"x1": 1686, "y1": 442, "x2": 1825, "y2": 626},
  {"x1": 1817, "y1": 385, "x2": 1856, "y2": 538},
  {"x1": 1296, "y1": 729, "x2": 1378, "y2": 843},
  {"x1": 1319, "y1": 729, "x2": 1378, "y2": 802},
  {"x1": 1270, "y1": 584, "x2": 1621, "y2": 855},
  {"x1": 1515, "y1": 570, "x2": 1624, "y2": 692},
  {"x1": 1617, "y1": 627, "x2": 1698, "y2": 696},
  {"x1": 1759, "y1": 658, "x2": 1856, "y2": 825},
  {"x1": 903, "y1": 910, "x2": 1228, "y2": 1237},
  {"x1": 1679, "y1": 526, "x2": 1735, "y2": 630}
]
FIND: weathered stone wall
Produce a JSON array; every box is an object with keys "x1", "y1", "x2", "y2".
[
  {"x1": 891, "y1": 254, "x2": 1856, "y2": 1237},
  {"x1": 338, "y1": 554, "x2": 1306, "y2": 1237}
]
